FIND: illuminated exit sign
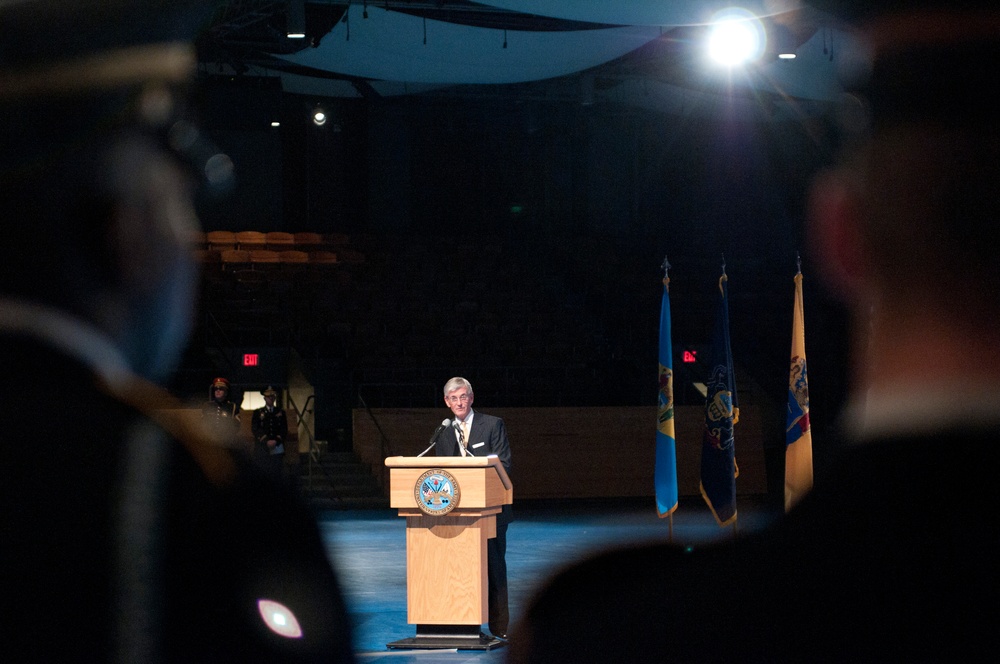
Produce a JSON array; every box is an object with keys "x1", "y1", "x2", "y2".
[
  {"x1": 243, "y1": 353, "x2": 259, "y2": 367},
  {"x1": 682, "y1": 350, "x2": 698, "y2": 364}
]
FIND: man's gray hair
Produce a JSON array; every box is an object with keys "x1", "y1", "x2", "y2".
[{"x1": 443, "y1": 376, "x2": 473, "y2": 397}]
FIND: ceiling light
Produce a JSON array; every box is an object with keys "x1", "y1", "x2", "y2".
[
  {"x1": 287, "y1": 0, "x2": 306, "y2": 39},
  {"x1": 706, "y1": 9, "x2": 766, "y2": 67}
]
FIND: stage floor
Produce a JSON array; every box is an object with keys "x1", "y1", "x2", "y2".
[{"x1": 319, "y1": 496, "x2": 780, "y2": 663}]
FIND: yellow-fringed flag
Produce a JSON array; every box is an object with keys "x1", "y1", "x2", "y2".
[
  {"x1": 655, "y1": 258, "x2": 678, "y2": 517},
  {"x1": 700, "y1": 267, "x2": 739, "y2": 527},
  {"x1": 785, "y1": 265, "x2": 814, "y2": 511}
]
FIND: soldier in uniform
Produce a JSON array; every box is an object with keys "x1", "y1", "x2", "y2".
[
  {"x1": 202, "y1": 376, "x2": 241, "y2": 443},
  {"x1": 252, "y1": 385, "x2": 288, "y2": 481},
  {"x1": 1, "y1": 1, "x2": 354, "y2": 660}
]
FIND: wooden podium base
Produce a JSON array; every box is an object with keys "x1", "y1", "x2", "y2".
[
  {"x1": 387, "y1": 624, "x2": 506, "y2": 651},
  {"x1": 384, "y1": 457, "x2": 513, "y2": 653}
]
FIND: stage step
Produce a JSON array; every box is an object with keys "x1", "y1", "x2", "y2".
[{"x1": 296, "y1": 451, "x2": 389, "y2": 510}]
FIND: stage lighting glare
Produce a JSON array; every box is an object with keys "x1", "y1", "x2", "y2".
[
  {"x1": 257, "y1": 599, "x2": 303, "y2": 639},
  {"x1": 204, "y1": 153, "x2": 234, "y2": 187},
  {"x1": 778, "y1": 53, "x2": 796, "y2": 59},
  {"x1": 707, "y1": 9, "x2": 766, "y2": 67},
  {"x1": 312, "y1": 110, "x2": 327, "y2": 126}
]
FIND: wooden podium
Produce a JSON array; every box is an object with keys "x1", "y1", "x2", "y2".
[{"x1": 384, "y1": 455, "x2": 513, "y2": 650}]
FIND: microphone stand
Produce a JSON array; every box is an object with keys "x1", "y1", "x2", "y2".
[{"x1": 418, "y1": 419, "x2": 451, "y2": 457}]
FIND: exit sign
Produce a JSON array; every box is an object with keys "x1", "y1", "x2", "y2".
[
  {"x1": 682, "y1": 350, "x2": 698, "y2": 363},
  {"x1": 243, "y1": 353, "x2": 259, "y2": 367}
]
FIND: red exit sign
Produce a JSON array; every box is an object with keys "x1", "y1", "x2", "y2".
[
  {"x1": 682, "y1": 350, "x2": 698, "y2": 364},
  {"x1": 243, "y1": 353, "x2": 259, "y2": 367}
]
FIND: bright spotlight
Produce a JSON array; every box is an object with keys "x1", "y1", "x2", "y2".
[
  {"x1": 707, "y1": 8, "x2": 766, "y2": 67},
  {"x1": 312, "y1": 110, "x2": 327, "y2": 126}
]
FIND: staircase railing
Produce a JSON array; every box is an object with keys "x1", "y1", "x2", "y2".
[
  {"x1": 356, "y1": 390, "x2": 396, "y2": 489},
  {"x1": 286, "y1": 392, "x2": 327, "y2": 491}
]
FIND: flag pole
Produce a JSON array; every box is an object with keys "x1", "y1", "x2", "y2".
[
  {"x1": 721, "y1": 254, "x2": 737, "y2": 535},
  {"x1": 700, "y1": 254, "x2": 739, "y2": 528},
  {"x1": 661, "y1": 255, "x2": 674, "y2": 541},
  {"x1": 785, "y1": 251, "x2": 814, "y2": 511}
]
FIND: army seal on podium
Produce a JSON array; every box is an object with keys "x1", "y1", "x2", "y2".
[{"x1": 414, "y1": 469, "x2": 460, "y2": 516}]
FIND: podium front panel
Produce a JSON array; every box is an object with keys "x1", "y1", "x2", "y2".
[{"x1": 405, "y1": 514, "x2": 489, "y2": 625}]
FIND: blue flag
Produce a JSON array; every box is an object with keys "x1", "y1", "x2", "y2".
[
  {"x1": 699, "y1": 271, "x2": 739, "y2": 526},
  {"x1": 655, "y1": 274, "x2": 678, "y2": 517}
]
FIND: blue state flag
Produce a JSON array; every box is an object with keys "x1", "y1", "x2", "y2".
[
  {"x1": 655, "y1": 273, "x2": 678, "y2": 517},
  {"x1": 699, "y1": 271, "x2": 739, "y2": 526}
]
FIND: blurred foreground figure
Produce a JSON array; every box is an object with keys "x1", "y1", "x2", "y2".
[
  {"x1": 0, "y1": 1, "x2": 353, "y2": 661},
  {"x1": 508, "y1": 2, "x2": 998, "y2": 662}
]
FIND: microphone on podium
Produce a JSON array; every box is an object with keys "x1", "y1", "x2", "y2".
[{"x1": 417, "y1": 419, "x2": 451, "y2": 457}]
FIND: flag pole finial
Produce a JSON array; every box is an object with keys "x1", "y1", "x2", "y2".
[
  {"x1": 721, "y1": 253, "x2": 726, "y2": 275},
  {"x1": 661, "y1": 255, "x2": 670, "y2": 279},
  {"x1": 796, "y1": 252, "x2": 802, "y2": 275}
]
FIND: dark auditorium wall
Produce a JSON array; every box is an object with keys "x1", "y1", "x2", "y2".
[
  {"x1": 190, "y1": 85, "x2": 850, "y2": 474},
  {"x1": 352, "y1": 405, "x2": 767, "y2": 501},
  {"x1": 194, "y1": 77, "x2": 284, "y2": 231}
]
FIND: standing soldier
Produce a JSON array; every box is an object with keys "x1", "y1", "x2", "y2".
[
  {"x1": 1, "y1": 1, "x2": 354, "y2": 659},
  {"x1": 201, "y1": 377, "x2": 241, "y2": 444},
  {"x1": 252, "y1": 385, "x2": 288, "y2": 482}
]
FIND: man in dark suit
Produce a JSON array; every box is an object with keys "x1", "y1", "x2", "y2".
[
  {"x1": 434, "y1": 376, "x2": 513, "y2": 639},
  {"x1": 1, "y1": 2, "x2": 354, "y2": 661},
  {"x1": 508, "y1": 2, "x2": 998, "y2": 662}
]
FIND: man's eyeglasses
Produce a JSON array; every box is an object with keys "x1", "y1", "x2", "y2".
[{"x1": 446, "y1": 394, "x2": 470, "y2": 404}]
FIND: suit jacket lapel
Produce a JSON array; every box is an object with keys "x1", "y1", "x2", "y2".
[{"x1": 468, "y1": 414, "x2": 483, "y2": 453}]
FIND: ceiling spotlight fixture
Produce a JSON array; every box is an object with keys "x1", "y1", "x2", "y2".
[
  {"x1": 771, "y1": 24, "x2": 798, "y2": 61},
  {"x1": 706, "y1": 8, "x2": 766, "y2": 67},
  {"x1": 286, "y1": 0, "x2": 306, "y2": 39},
  {"x1": 312, "y1": 110, "x2": 327, "y2": 126}
]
